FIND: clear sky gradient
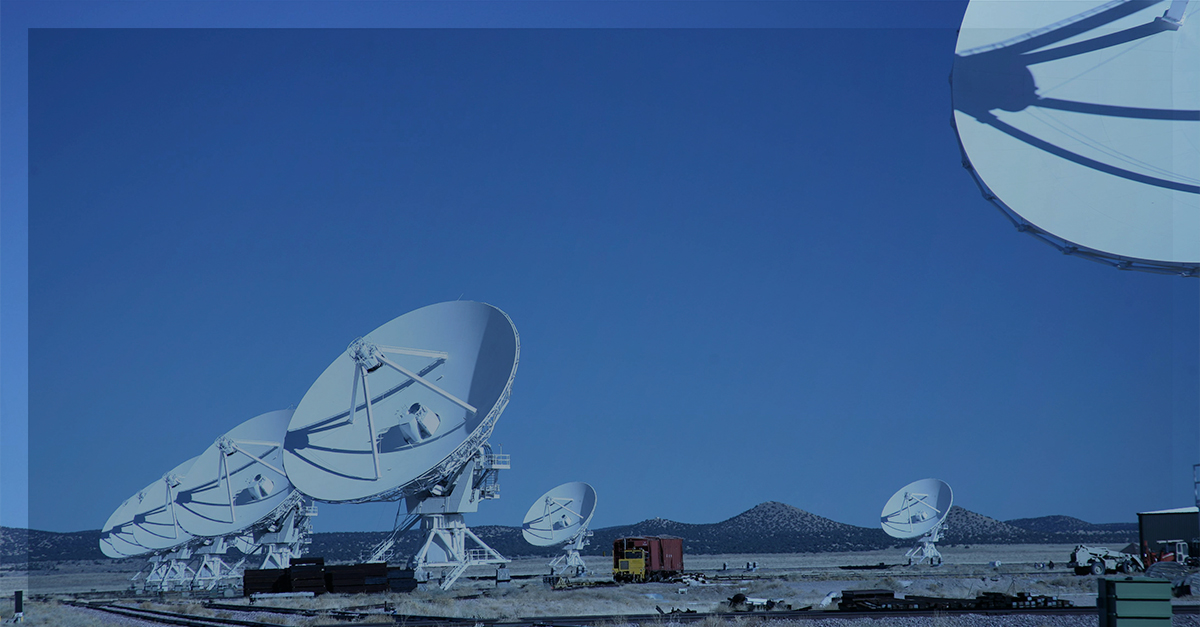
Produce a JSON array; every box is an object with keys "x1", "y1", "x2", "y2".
[{"x1": 2, "y1": 1, "x2": 1198, "y2": 536}]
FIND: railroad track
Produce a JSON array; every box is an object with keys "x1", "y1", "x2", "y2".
[
  {"x1": 488, "y1": 605, "x2": 1200, "y2": 626},
  {"x1": 68, "y1": 600, "x2": 398, "y2": 627},
  {"x1": 65, "y1": 599, "x2": 1200, "y2": 627}
]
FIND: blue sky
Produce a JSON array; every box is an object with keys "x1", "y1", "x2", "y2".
[{"x1": 2, "y1": 1, "x2": 1198, "y2": 537}]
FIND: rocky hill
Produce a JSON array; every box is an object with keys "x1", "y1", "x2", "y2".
[
  {"x1": 0, "y1": 503, "x2": 1140, "y2": 564},
  {"x1": 943, "y1": 506, "x2": 1042, "y2": 544},
  {"x1": 588, "y1": 502, "x2": 893, "y2": 554},
  {"x1": 1004, "y1": 515, "x2": 1138, "y2": 544},
  {"x1": 0, "y1": 527, "x2": 105, "y2": 564}
]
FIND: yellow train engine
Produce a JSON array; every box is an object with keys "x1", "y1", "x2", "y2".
[{"x1": 612, "y1": 536, "x2": 683, "y2": 583}]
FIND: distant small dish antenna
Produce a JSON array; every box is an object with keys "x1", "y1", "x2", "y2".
[
  {"x1": 522, "y1": 482, "x2": 597, "y2": 577},
  {"x1": 951, "y1": 0, "x2": 1199, "y2": 276},
  {"x1": 881, "y1": 478, "x2": 953, "y2": 566}
]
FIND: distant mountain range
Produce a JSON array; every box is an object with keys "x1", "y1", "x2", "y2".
[
  {"x1": 0, "y1": 527, "x2": 103, "y2": 564},
  {"x1": 0, "y1": 502, "x2": 1138, "y2": 564}
]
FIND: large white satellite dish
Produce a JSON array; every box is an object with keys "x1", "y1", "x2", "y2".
[
  {"x1": 881, "y1": 478, "x2": 953, "y2": 566},
  {"x1": 522, "y1": 482, "x2": 597, "y2": 576},
  {"x1": 131, "y1": 456, "x2": 199, "y2": 552},
  {"x1": 283, "y1": 301, "x2": 519, "y2": 504},
  {"x1": 952, "y1": 0, "x2": 1199, "y2": 275},
  {"x1": 289, "y1": 301, "x2": 519, "y2": 589},
  {"x1": 174, "y1": 409, "x2": 297, "y2": 539}
]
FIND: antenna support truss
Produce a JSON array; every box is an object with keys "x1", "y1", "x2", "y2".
[
  {"x1": 365, "y1": 446, "x2": 509, "y2": 589},
  {"x1": 134, "y1": 493, "x2": 316, "y2": 593},
  {"x1": 905, "y1": 522, "x2": 947, "y2": 566}
]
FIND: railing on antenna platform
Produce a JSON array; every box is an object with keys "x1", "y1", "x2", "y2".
[
  {"x1": 485, "y1": 453, "x2": 510, "y2": 469},
  {"x1": 467, "y1": 549, "x2": 494, "y2": 562}
]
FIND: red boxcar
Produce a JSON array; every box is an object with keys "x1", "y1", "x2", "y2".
[{"x1": 612, "y1": 536, "x2": 683, "y2": 582}]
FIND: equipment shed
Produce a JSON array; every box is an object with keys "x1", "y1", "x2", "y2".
[{"x1": 1138, "y1": 507, "x2": 1200, "y2": 558}]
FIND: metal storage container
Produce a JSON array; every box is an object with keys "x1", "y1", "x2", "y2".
[{"x1": 1098, "y1": 577, "x2": 1172, "y2": 627}]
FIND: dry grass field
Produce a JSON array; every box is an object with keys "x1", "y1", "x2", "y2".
[{"x1": 3, "y1": 545, "x2": 1198, "y2": 626}]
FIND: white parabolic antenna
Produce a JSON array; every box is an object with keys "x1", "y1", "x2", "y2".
[
  {"x1": 881, "y1": 478, "x2": 953, "y2": 565},
  {"x1": 282, "y1": 301, "x2": 519, "y2": 503},
  {"x1": 522, "y1": 482, "x2": 597, "y2": 576},
  {"x1": 130, "y1": 456, "x2": 199, "y2": 552},
  {"x1": 951, "y1": 0, "x2": 1199, "y2": 275},
  {"x1": 174, "y1": 409, "x2": 297, "y2": 538},
  {"x1": 522, "y1": 482, "x2": 597, "y2": 546}
]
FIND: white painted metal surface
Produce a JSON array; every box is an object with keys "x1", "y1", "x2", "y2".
[
  {"x1": 174, "y1": 409, "x2": 296, "y2": 538},
  {"x1": 101, "y1": 492, "x2": 152, "y2": 558},
  {"x1": 363, "y1": 446, "x2": 510, "y2": 589},
  {"x1": 282, "y1": 301, "x2": 519, "y2": 503},
  {"x1": 881, "y1": 478, "x2": 953, "y2": 566},
  {"x1": 522, "y1": 482, "x2": 597, "y2": 547},
  {"x1": 131, "y1": 456, "x2": 199, "y2": 552},
  {"x1": 522, "y1": 482, "x2": 597, "y2": 576},
  {"x1": 952, "y1": 0, "x2": 1199, "y2": 273},
  {"x1": 881, "y1": 478, "x2": 954, "y2": 540}
]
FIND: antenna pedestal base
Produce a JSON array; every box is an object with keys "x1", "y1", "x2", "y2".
[
  {"x1": 409, "y1": 513, "x2": 507, "y2": 589},
  {"x1": 905, "y1": 526, "x2": 945, "y2": 566},
  {"x1": 367, "y1": 447, "x2": 509, "y2": 590},
  {"x1": 192, "y1": 538, "x2": 245, "y2": 591},
  {"x1": 134, "y1": 496, "x2": 319, "y2": 592},
  {"x1": 139, "y1": 547, "x2": 197, "y2": 592},
  {"x1": 549, "y1": 531, "x2": 592, "y2": 577},
  {"x1": 253, "y1": 497, "x2": 317, "y2": 570}
]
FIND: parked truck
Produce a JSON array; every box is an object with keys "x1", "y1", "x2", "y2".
[
  {"x1": 1068, "y1": 545, "x2": 1143, "y2": 575},
  {"x1": 612, "y1": 536, "x2": 683, "y2": 583}
]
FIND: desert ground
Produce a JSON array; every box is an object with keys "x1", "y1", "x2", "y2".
[{"x1": 3, "y1": 545, "x2": 1199, "y2": 626}]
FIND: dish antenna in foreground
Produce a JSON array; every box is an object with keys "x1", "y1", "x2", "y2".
[
  {"x1": 951, "y1": 0, "x2": 1199, "y2": 276},
  {"x1": 881, "y1": 478, "x2": 953, "y2": 566},
  {"x1": 522, "y1": 482, "x2": 598, "y2": 577},
  {"x1": 285, "y1": 301, "x2": 519, "y2": 589}
]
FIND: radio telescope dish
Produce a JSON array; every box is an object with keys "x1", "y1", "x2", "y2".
[
  {"x1": 131, "y1": 456, "x2": 199, "y2": 552},
  {"x1": 283, "y1": 301, "x2": 519, "y2": 503},
  {"x1": 522, "y1": 482, "x2": 597, "y2": 577},
  {"x1": 881, "y1": 478, "x2": 953, "y2": 565},
  {"x1": 101, "y1": 493, "x2": 151, "y2": 558},
  {"x1": 174, "y1": 409, "x2": 296, "y2": 538},
  {"x1": 951, "y1": 0, "x2": 1199, "y2": 275},
  {"x1": 522, "y1": 482, "x2": 597, "y2": 547}
]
